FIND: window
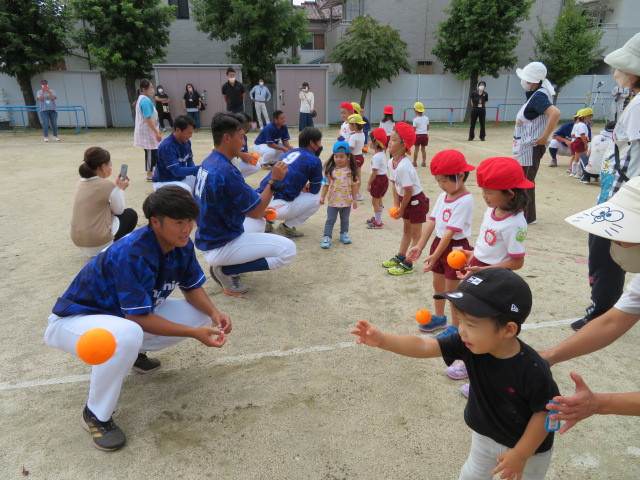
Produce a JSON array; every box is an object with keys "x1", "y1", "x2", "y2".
[
  {"x1": 169, "y1": 0, "x2": 189, "y2": 19},
  {"x1": 301, "y1": 33, "x2": 325, "y2": 51}
]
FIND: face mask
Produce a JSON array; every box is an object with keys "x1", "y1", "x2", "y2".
[
  {"x1": 314, "y1": 145, "x2": 323, "y2": 157},
  {"x1": 158, "y1": 88, "x2": 164, "y2": 94},
  {"x1": 610, "y1": 243, "x2": 640, "y2": 273},
  {"x1": 521, "y1": 79, "x2": 532, "y2": 90},
  {"x1": 303, "y1": 87, "x2": 309, "y2": 91},
  {"x1": 229, "y1": 78, "x2": 236, "y2": 83},
  {"x1": 259, "y1": 82, "x2": 264, "y2": 86},
  {"x1": 613, "y1": 69, "x2": 637, "y2": 88},
  {"x1": 478, "y1": 86, "x2": 484, "y2": 91}
]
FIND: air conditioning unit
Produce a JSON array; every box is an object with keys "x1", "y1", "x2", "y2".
[{"x1": 417, "y1": 60, "x2": 433, "y2": 74}]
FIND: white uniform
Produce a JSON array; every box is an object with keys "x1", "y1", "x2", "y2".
[
  {"x1": 428, "y1": 191, "x2": 474, "y2": 240},
  {"x1": 473, "y1": 207, "x2": 527, "y2": 264}
]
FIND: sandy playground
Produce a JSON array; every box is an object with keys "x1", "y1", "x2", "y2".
[{"x1": 0, "y1": 121, "x2": 638, "y2": 479}]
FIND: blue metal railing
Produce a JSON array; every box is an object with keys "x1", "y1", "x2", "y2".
[{"x1": 0, "y1": 105, "x2": 90, "y2": 134}]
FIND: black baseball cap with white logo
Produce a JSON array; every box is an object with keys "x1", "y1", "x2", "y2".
[{"x1": 433, "y1": 268, "x2": 532, "y2": 324}]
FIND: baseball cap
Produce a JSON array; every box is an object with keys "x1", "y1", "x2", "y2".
[
  {"x1": 434, "y1": 268, "x2": 532, "y2": 324},
  {"x1": 476, "y1": 157, "x2": 534, "y2": 190},
  {"x1": 573, "y1": 109, "x2": 583, "y2": 118},
  {"x1": 430, "y1": 150, "x2": 476, "y2": 176},
  {"x1": 414, "y1": 101, "x2": 425, "y2": 112},
  {"x1": 393, "y1": 122, "x2": 416, "y2": 155},
  {"x1": 348, "y1": 113, "x2": 366, "y2": 124},
  {"x1": 351, "y1": 102, "x2": 362, "y2": 114},
  {"x1": 581, "y1": 107, "x2": 594, "y2": 116},
  {"x1": 41, "y1": 79, "x2": 48, "y2": 85},
  {"x1": 333, "y1": 140, "x2": 351, "y2": 154},
  {"x1": 340, "y1": 102, "x2": 354, "y2": 113},
  {"x1": 371, "y1": 128, "x2": 388, "y2": 149},
  {"x1": 383, "y1": 105, "x2": 394, "y2": 115}
]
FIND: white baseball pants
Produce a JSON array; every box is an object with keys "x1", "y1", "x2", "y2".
[
  {"x1": 270, "y1": 193, "x2": 321, "y2": 228},
  {"x1": 254, "y1": 144, "x2": 283, "y2": 166}
]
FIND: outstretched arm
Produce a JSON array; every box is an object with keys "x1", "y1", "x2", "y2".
[{"x1": 351, "y1": 320, "x2": 442, "y2": 359}]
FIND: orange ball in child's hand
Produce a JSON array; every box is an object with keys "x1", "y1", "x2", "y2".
[
  {"x1": 264, "y1": 207, "x2": 277, "y2": 221},
  {"x1": 363, "y1": 146, "x2": 368, "y2": 153},
  {"x1": 76, "y1": 328, "x2": 116, "y2": 365},
  {"x1": 389, "y1": 206, "x2": 400, "y2": 218},
  {"x1": 447, "y1": 250, "x2": 467, "y2": 270},
  {"x1": 416, "y1": 309, "x2": 432, "y2": 325}
]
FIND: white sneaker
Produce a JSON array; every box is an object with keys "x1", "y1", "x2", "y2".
[
  {"x1": 53, "y1": 137, "x2": 60, "y2": 142},
  {"x1": 43, "y1": 137, "x2": 49, "y2": 142},
  {"x1": 356, "y1": 193, "x2": 364, "y2": 201}
]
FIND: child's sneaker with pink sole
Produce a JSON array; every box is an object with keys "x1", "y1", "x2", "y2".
[{"x1": 445, "y1": 360, "x2": 468, "y2": 380}]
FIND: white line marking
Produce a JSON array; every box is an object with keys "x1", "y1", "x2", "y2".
[
  {"x1": 0, "y1": 320, "x2": 578, "y2": 392},
  {"x1": 430, "y1": 134, "x2": 513, "y2": 156}
]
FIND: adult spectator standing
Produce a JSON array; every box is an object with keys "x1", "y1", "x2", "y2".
[
  {"x1": 195, "y1": 113, "x2": 296, "y2": 295},
  {"x1": 133, "y1": 79, "x2": 162, "y2": 181},
  {"x1": 298, "y1": 82, "x2": 315, "y2": 131},
  {"x1": 46, "y1": 186, "x2": 232, "y2": 451},
  {"x1": 610, "y1": 85, "x2": 630, "y2": 122},
  {"x1": 573, "y1": 33, "x2": 640, "y2": 331},
  {"x1": 512, "y1": 62, "x2": 561, "y2": 224},
  {"x1": 154, "y1": 85, "x2": 174, "y2": 132},
  {"x1": 182, "y1": 83, "x2": 203, "y2": 131},
  {"x1": 221, "y1": 67, "x2": 246, "y2": 114},
  {"x1": 254, "y1": 110, "x2": 294, "y2": 168},
  {"x1": 257, "y1": 127, "x2": 324, "y2": 238},
  {"x1": 70, "y1": 147, "x2": 138, "y2": 257},
  {"x1": 468, "y1": 81, "x2": 488, "y2": 141},
  {"x1": 153, "y1": 115, "x2": 199, "y2": 192},
  {"x1": 36, "y1": 79, "x2": 60, "y2": 142},
  {"x1": 250, "y1": 78, "x2": 271, "y2": 129}
]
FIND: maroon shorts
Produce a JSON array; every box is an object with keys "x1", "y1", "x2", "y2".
[
  {"x1": 415, "y1": 134, "x2": 429, "y2": 147},
  {"x1": 354, "y1": 154, "x2": 365, "y2": 168},
  {"x1": 370, "y1": 174, "x2": 389, "y2": 199},
  {"x1": 570, "y1": 138, "x2": 587, "y2": 154},
  {"x1": 469, "y1": 257, "x2": 490, "y2": 268},
  {"x1": 399, "y1": 191, "x2": 429, "y2": 224},
  {"x1": 429, "y1": 237, "x2": 473, "y2": 280}
]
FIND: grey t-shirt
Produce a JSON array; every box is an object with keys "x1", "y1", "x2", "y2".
[{"x1": 37, "y1": 89, "x2": 57, "y2": 111}]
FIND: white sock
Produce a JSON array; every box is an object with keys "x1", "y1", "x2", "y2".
[{"x1": 374, "y1": 211, "x2": 382, "y2": 223}]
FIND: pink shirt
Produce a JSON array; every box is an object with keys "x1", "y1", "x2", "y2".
[{"x1": 326, "y1": 167, "x2": 355, "y2": 207}]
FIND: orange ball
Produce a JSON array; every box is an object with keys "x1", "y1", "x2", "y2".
[
  {"x1": 362, "y1": 146, "x2": 368, "y2": 153},
  {"x1": 76, "y1": 328, "x2": 116, "y2": 365},
  {"x1": 416, "y1": 309, "x2": 432, "y2": 325},
  {"x1": 264, "y1": 207, "x2": 277, "y2": 221},
  {"x1": 389, "y1": 206, "x2": 400, "y2": 218},
  {"x1": 249, "y1": 153, "x2": 259, "y2": 166},
  {"x1": 447, "y1": 250, "x2": 467, "y2": 270}
]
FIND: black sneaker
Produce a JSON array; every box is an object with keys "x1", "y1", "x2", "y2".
[
  {"x1": 132, "y1": 353, "x2": 161, "y2": 373},
  {"x1": 82, "y1": 406, "x2": 126, "y2": 451},
  {"x1": 571, "y1": 317, "x2": 591, "y2": 331}
]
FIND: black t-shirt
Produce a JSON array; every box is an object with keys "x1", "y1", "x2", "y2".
[
  {"x1": 438, "y1": 334, "x2": 559, "y2": 453},
  {"x1": 470, "y1": 91, "x2": 488, "y2": 108},
  {"x1": 524, "y1": 87, "x2": 553, "y2": 121},
  {"x1": 183, "y1": 91, "x2": 201, "y2": 109},
  {"x1": 155, "y1": 93, "x2": 169, "y2": 112},
  {"x1": 221, "y1": 81, "x2": 245, "y2": 111}
]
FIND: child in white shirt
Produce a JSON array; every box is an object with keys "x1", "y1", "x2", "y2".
[{"x1": 412, "y1": 101, "x2": 429, "y2": 167}]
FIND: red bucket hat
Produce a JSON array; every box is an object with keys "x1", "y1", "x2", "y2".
[
  {"x1": 476, "y1": 157, "x2": 534, "y2": 190},
  {"x1": 371, "y1": 127, "x2": 388, "y2": 149},
  {"x1": 340, "y1": 102, "x2": 354, "y2": 113},
  {"x1": 430, "y1": 150, "x2": 476, "y2": 176},
  {"x1": 394, "y1": 122, "x2": 416, "y2": 155},
  {"x1": 383, "y1": 105, "x2": 394, "y2": 115}
]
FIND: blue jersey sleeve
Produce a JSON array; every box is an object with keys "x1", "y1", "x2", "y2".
[
  {"x1": 281, "y1": 125, "x2": 291, "y2": 143},
  {"x1": 179, "y1": 246, "x2": 206, "y2": 290},
  {"x1": 309, "y1": 160, "x2": 323, "y2": 194}
]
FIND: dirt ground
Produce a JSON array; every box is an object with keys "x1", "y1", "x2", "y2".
[{"x1": 0, "y1": 120, "x2": 638, "y2": 479}]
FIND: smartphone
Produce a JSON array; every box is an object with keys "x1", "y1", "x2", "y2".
[{"x1": 120, "y1": 164, "x2": 128, "y2": 181}]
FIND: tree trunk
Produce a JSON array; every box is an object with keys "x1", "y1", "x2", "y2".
[
  {"x1": 125, "y1": 76, "x2": 138, "y2": 122},
  {"x1": 359, "y1": 90, "x2": 367, "y2": 110},
  {"x1": 463, "y1": 73, "x2": 478, "y2": 124},
  {"x1": 17, "y1": 73, "x2": 41, "y2": 129}
]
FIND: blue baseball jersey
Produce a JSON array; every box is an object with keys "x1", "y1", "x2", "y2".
[
  {"x1": 52, "y1": 226, "x2": 206, "y2": 318},
  {"x1": 153, "y1": 134, "x2": 199, "y2": 182},
  {"x1": 257, "y1": 148, "x2": 323, "y2": 201},
  {"x1": 194, "y1": 149, "x2": 261, "y2": 251},
  {"x1": 254, "y1": 122, "x2": 290, "y2": 146},
  {"x1": 554, "y1": 122, "x2": 592, "y2": 140},
  {"x1": 241, "y1": 134, "x2": 248, "y2": 154}
]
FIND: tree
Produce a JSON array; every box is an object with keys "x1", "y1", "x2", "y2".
[
  {"x1": 192, "y1": 0, "x2": 309, "y2": 88},
  {"x1": 0, "y1": 0, "x2": 71, "y2": 128},
  {"x1": 70, "y1": 0, "x2": 175, "y2": 118},
  {"x1": 330, "y1": 15, "x2": 411, "y2": 108},
  {"x1": 533, "y1": 0, "x2": 604, "y2": 98},
  {"x1": 432, "y1": 0, "x2": 534, "y2": 122}
]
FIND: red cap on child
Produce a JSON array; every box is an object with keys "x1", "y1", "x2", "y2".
[
  {"x1": 430, "y1": 150, "x2": 476, "y2": 176},
  {"x1": 394, "y1": 122, "x2": 416, "y2": 155},
  {"x1": 371, "y1": 128, "x2": 388, "y2": 149},
  {"x1": 476, "y1": 157, "x2": 534, "y2": 190},
  {"x1": 383, "y1": 105, "x2": 394, "y2": 114},
  {"x1": 340, "y1": 102, "x2": 354, "y2": 113}
]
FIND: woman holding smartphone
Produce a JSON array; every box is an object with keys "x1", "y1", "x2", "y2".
[{"x1": 70, "y1": 147, "x2": 138, "y2": 257}]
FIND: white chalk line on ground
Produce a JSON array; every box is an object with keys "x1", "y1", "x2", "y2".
[
  {"x1": 0, "y1": 318, "x2": 577, "y2": 392},
  {"x1": 430, "y1": 134, "x2": 512, "y2": 156}
]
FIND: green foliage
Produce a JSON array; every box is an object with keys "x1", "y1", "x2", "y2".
[
  {"x1": 70, "y1": 0, "x2": 175, "y2": 81},
  {"x1": 330, "y1": 15, "x2": 410, "y2": 107},
  {"x1": 192, "y1": 0, "x2": 309, "y2": 83},
  {"x1": 0, "y1": 0, "x2": 71, "y2": 79},
  {"x1": 533, "y1": 0, "x2": 604, "y2": 94},
  {"x1": 432, "y1": 0, "x2": 534, "y2": 80}
]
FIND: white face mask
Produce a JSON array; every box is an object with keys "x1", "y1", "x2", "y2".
[
  {"x1": 157, "y1": 88, "x2": 164, "y2": 94},
  {"x1": 478, "y1": 86, "x2": 484, "y2": 91},
  {"x1": 520, "y1": 79, "x2": 533, "y2": 90},
  {"x1": 610, "y1": 243, "x2": 640, "y2": 273},
  {"x1": 259, "y1": 81, "x2": 264, "y2": 86},
  {"x1": 303, "y1": 87, "x2": 309, "y2": 91},
  {"x1": 613, "y1": 69, "x2": 637, "y2": 88},
  {"x1": 229, "y1": 77, "x2": 236, "y2": 83}
]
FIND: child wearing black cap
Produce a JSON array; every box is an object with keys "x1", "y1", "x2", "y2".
[{"x1": 351, "y1": 268, "x2": 559, "y2": 480}]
